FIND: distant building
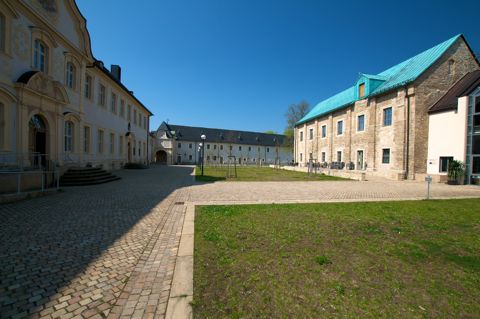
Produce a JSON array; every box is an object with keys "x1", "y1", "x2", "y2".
[
  {"x1": 427, "y1": 70, "x2": 480, "y2": 184},
  {"x1": 0, "y1": 0, "x2": 152, "y2": 172},
  {"x1": 295, "y1": 34, "x2": 479, "y2": 181},
  {"x1": 152, "y1": 122, "x2": 292, "y2": 165}
]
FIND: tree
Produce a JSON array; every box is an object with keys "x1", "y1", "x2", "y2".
[
  {"x1": 283, "y1": 101, "x2": 310, "y2": 148},
  {"x1": 264, "y1": 130, "x2": 277, "y2": 134}
]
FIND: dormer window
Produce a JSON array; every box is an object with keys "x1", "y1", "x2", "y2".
[{"x1": 358, "y1": 83, "x2": 365, "y2": 98}]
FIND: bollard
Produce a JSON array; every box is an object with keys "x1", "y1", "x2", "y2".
[{"x1": 425, "y1": 175, "x2": 432, "y2": 199}]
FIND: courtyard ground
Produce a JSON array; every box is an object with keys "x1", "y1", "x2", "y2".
[
  {"x1": 1, "y1": 165, "x2": 480, "y2": 319},
  {"x1": 193, "y1": 200, "x2": 480, "y2": 318}
]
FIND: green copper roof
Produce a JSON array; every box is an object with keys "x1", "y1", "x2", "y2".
[{"x1": 297, "y1": 34, "x2": 462, "y2": 125}]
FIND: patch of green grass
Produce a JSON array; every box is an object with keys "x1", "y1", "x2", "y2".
[
  {"x1": 195, "y1": 166, "x2": 347, "y2": 182},
  {"x1": 194, "y1": 199, "x2": 480, "y2": 318}
]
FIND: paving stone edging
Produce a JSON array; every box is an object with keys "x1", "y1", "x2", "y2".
[{"x1": 165, "y1": 204, "x2": 194, "y2": 319}]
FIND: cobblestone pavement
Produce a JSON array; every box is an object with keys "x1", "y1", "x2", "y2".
[
  {"x1": 1, "y1": 166, "x2": 480, "y2": 319},
  {"x1": 187, "y1": 176, "x2": 480, "y2": 204},
  {"x1": 0, "y1": 166, "x2": 194, "y2": 319}
]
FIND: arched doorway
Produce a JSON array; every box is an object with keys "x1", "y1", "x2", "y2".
[
  {"x1": 28, "y1": 114, "x2": 47, "y2": 167},
  {"x1": 156, "y1": 150, "x2": 167, "y2": 164}
]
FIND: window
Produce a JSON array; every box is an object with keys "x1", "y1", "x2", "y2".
[
  {"x1": 119, "y1": 135, "x2": 124, "y2": 155},
  {"x1": 33, "y1": 39, "x2": 48, "y2": 72},
  {"x1": 85, "y1": 74, "x2": 92, "y2": 99},
  {"x1": 213, "y1": 156, "x2": 217, "y2": 161},
  {"x1": 109, "y1": 133, "x2": 114, "y2": 154},
  {"x1": 337, "y1": 120, "x2": 343, "y2": 135},
  {"x1": 207, "y1": 144, "x2": 210, "y2": 150},
  {"x1": 337, "y1": 151, "x2": 342, "y2": 162},
  {"x1": 382, "y1": 148, "x2": 391, "y2": 164},
  {"x1": 309, "y1": 128, "x2": 314, "y2": 139},
  {"x1": 143, "y1": 142, "x2": 146, "y2": 157},
  {"x1": 83, "y1": 126, "x2": 90, "y2": 153},
  {"x1": 214, "y1": 145, "x2": 217, "y2": 150},
  {"x1": 357, "y1": 115, "x2": 365, "y2": 132},
  {"x1": 98, "y1": 84, "x2": 106, "y2": 106},
  {"x1": 267, "y1": 147, "x2": 270, "y2": 152},
  {"x1": 127, "y1": 104, "x2": 131, "y2": 121},
  {"x1": 189, "y1": 143, "x2": 192, "y2": 149},
  {"x1": 248, "y1": 146, "x2": 251, "y2": 151},
  {"x1": 321, "y1": 152, "x2": 326, "y2": 162},
  {"x1": 309, "y1": 152, "x2": 313, "y2": 160},
  {"x1": 111, "y1": 93, "x2": 117, "y2": 114},
  {"x1": 98, "y1": 130, "x2": 104, "y2": 153},
  {"x1": 64, "y1": 121, "x2": 73, "y2": 152},
  {"x1": 138, "y1": 141, "x2": 141, "y2": 156},
  {"x1": 439, "y1": 156, "x2": 453, "y2": 173},
  {"x1": 300, "y1": 131, "x2": 303, "y2": 141},
  {"x1": 120, "y1": 100, "x2": 125, "y2": 118},
  {"x1": 133, "y1": 139, "x2": 136, "y2": 156},
  {"x1": 359, "y1": 83, "x2": 365, "y2": 98},
  {"x1": 300, "y1": 153, "x2": 303, "y2": 162},
  {"x1": 207, "y1": 156, "x2": 210, "y2": 161},
  {"x1": 189, "y1": 155, "x2": 192, "y2": 161},
  {"x1": 239, "y1": 146, "x2": 242, "y2": 151},
  {"x1": 383, "y1": 107, "x2": 392, "y2": 126},
  {"x1": 220, "y1": 145, "x2": 223, "y2": 150},
  {"x1": 178, "y1": 143, "x2": 182, "y2": 148},
  {"x1": 229, "y1": 145, "x2": 232, "y2": 151},
  {"x1": 133, "y1": 109, "x2": 137, "y2": 124},
  {"x1": 0, "y1": 13, "x2": 5, "y2": 53},
  {"x1": 138, "y1": 113, "x2": 141, "y2": 126},
  {"x1": 143, "y1": 117, "x2": 147, "y2": 129},
  {"x1": 66, "y1": 62, "x2": 75, "y2": 89},
  {"x1": 321, "y1": 125, "x2": 327, "y2": 138}
]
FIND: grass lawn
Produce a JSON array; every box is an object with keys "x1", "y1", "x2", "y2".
[
  {"x1": 195, "y1": 165, "x2": 345, "y2": 182},
  {"x1": 193, "y1": 199, "x2": 480, "y2": 318}
]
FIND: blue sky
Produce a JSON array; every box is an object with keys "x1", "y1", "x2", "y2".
[{"x1": 77, "y1": 0, "x2": 480, "y2": 133}]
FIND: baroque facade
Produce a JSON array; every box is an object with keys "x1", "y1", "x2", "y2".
[
  {"x1": 295, "y1": 34, "x2": 479, "y2": 181},
  {"x1": 0, "y1": 0, "x2": 152, "y2": 171},
  {"x1": 152, "y1": 122, "x2": 292, "y2": 165}
]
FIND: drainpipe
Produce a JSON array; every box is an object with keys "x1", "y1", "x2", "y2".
[{"x1": 405, "y1": 89, "x2": 411, "y2": 180}]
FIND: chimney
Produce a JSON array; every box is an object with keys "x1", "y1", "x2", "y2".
[{"x1": 110, "y1": 65, "x2": 121, "y2": 82}]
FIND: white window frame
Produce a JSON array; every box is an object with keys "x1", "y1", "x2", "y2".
[
  {"x1": 337, "y1": 120, "x2": 344, "y2": 136},
  {"x1": 66, "y1": 62, "x2": 75, "y2": 89},
  {"x1": 64, "y1": 121, "x2": 74, "y2": 152}
]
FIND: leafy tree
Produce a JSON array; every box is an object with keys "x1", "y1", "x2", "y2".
[
  {"x1": 283, "y1": 101, "x2": 310, "y2": 148},
  {"x1": 264, "y1": 130, "x2": 277, "y2": 134}
]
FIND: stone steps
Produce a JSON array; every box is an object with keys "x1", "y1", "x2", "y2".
[{"x1": 60, "y1": 167, "x2": 121, "y2": 186}]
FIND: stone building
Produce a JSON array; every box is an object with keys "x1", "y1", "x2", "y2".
[
  {"x1": 0, "y1": 0, "x2": 152, "y2": 172},
  {"x1": 427, "y1": 70, "x2": 480, "y2": 184},
  {"x1": 295, "y1": 34, "x2": 479, "y2": 180},
  {"x1": 152, "y1": 122, "x2": 292, "y2": 165}
]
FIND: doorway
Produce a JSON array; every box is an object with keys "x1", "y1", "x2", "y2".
[
  {"x1": 357, "y1": 150, "x2": 364, "y2": 170},
  {"x1": 177, "y1": 155, "x2": 182, "y2": 164},
  {"x1": 29, "y1": 115, "x2": 47, "y2": 167},
  {"x1": 156, "y1": 150, "x2": 167, "y2": 164}
]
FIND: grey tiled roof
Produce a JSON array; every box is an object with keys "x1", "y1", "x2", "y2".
[{"x1": 157, "y1": 122, "x2": 287, "y2": 147}]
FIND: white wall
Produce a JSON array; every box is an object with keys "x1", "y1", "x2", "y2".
[{"x1": 427, "y1": 96, "x2": 467, "y2": 175}]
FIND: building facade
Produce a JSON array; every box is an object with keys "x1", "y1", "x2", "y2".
[
  {"x1": 295, "y1": 34, "x2": 479, "y2": 181},
  {"x1": 0, "y1": 0, "x2": 152, "y2": 172},
  {"x1": 427, "y1": 70, "x2": 480, "y2": 184},
  {"x1": 152, "y1": 122, "x2": 292, "y2": 165}
]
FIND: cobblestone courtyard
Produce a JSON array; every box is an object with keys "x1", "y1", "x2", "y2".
[{"x1": 1, "y1": 166, "x2": 480, "y2": 319}]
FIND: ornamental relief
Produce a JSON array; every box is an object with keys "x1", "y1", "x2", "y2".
[
  {"x1": 28, "y1": 0, "x2": 59, "y2": 24},
  {"x1": 13, "y1": 25, "x2": 29, "y2": 61}
]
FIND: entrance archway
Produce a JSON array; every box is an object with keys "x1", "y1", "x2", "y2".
[
  {"x1": 28, "y1": 114, "x2": 47, "y2": 167},
  {"x1": 156, "y1": 150, "x2": 167, "y2": 164}
]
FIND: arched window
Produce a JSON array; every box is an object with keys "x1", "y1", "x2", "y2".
[
  {"x1": 34, "y1": 39, "x2": 48, "y2": 72},
  {"x1": 66, "y1": 62, "x2": 75, "y2": 89},
  {"x1": 0, "y1": 12, "x2": 5, "y2": 53},
  {"x1": 64, "y1": 121, "x2": 74, "y2": 152}
]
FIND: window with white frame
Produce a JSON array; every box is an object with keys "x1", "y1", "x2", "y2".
[
  {"x1": 383, "y1": 107, "x2": 392, "y2": 126},
  {"x1": 85, "y1": 74, "x2": 92, "y2": 99},
  {"x1": 119, "y1": 135, "x2": 124, "y2": 155},
  {"x1": 98, "y1": 130, "x2": 104, "y2": 153},
  {"x1": 0, "y1": 13, "x2": 5, "y2": 53},
  {"x1": 321, "y1": 125, "x2": 327, "y2": 138},
  {"x1": 98, "y1": 84, "x2": 106, "y2": 106},
  {"x1": 337, "y1": 120, "x2": 344, "y2": 135},
  {"x1": 83, "y1": 126, "x2": 90, "y2": 153},
  {"x1": 382, "y1": 148, "x2": 391, "y2": 164},
  {"x1": 439, "y1": 156, "x2": 453, "y2": 173},
  {"x1": 109, "y1": 133, "x2": 114, "y2": 154},
  {"x1": 120, "y1": 99, "x2": 125, "y2": 118},
  {"x1": 66, "y1": 62, "x2": 75, "y2": 89},
  {"x1": 64, "y1": 121, "x2": 74, "y2": 152},
  {"x1": 111, "y1": 93, "x2": 117, "y2": 114},
  {"x1": 357, "y1": 114, "x2": 365, "y2": 132},
  {"x1": 33, "y1": 39, "x2": 48, "y2": 72}
]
